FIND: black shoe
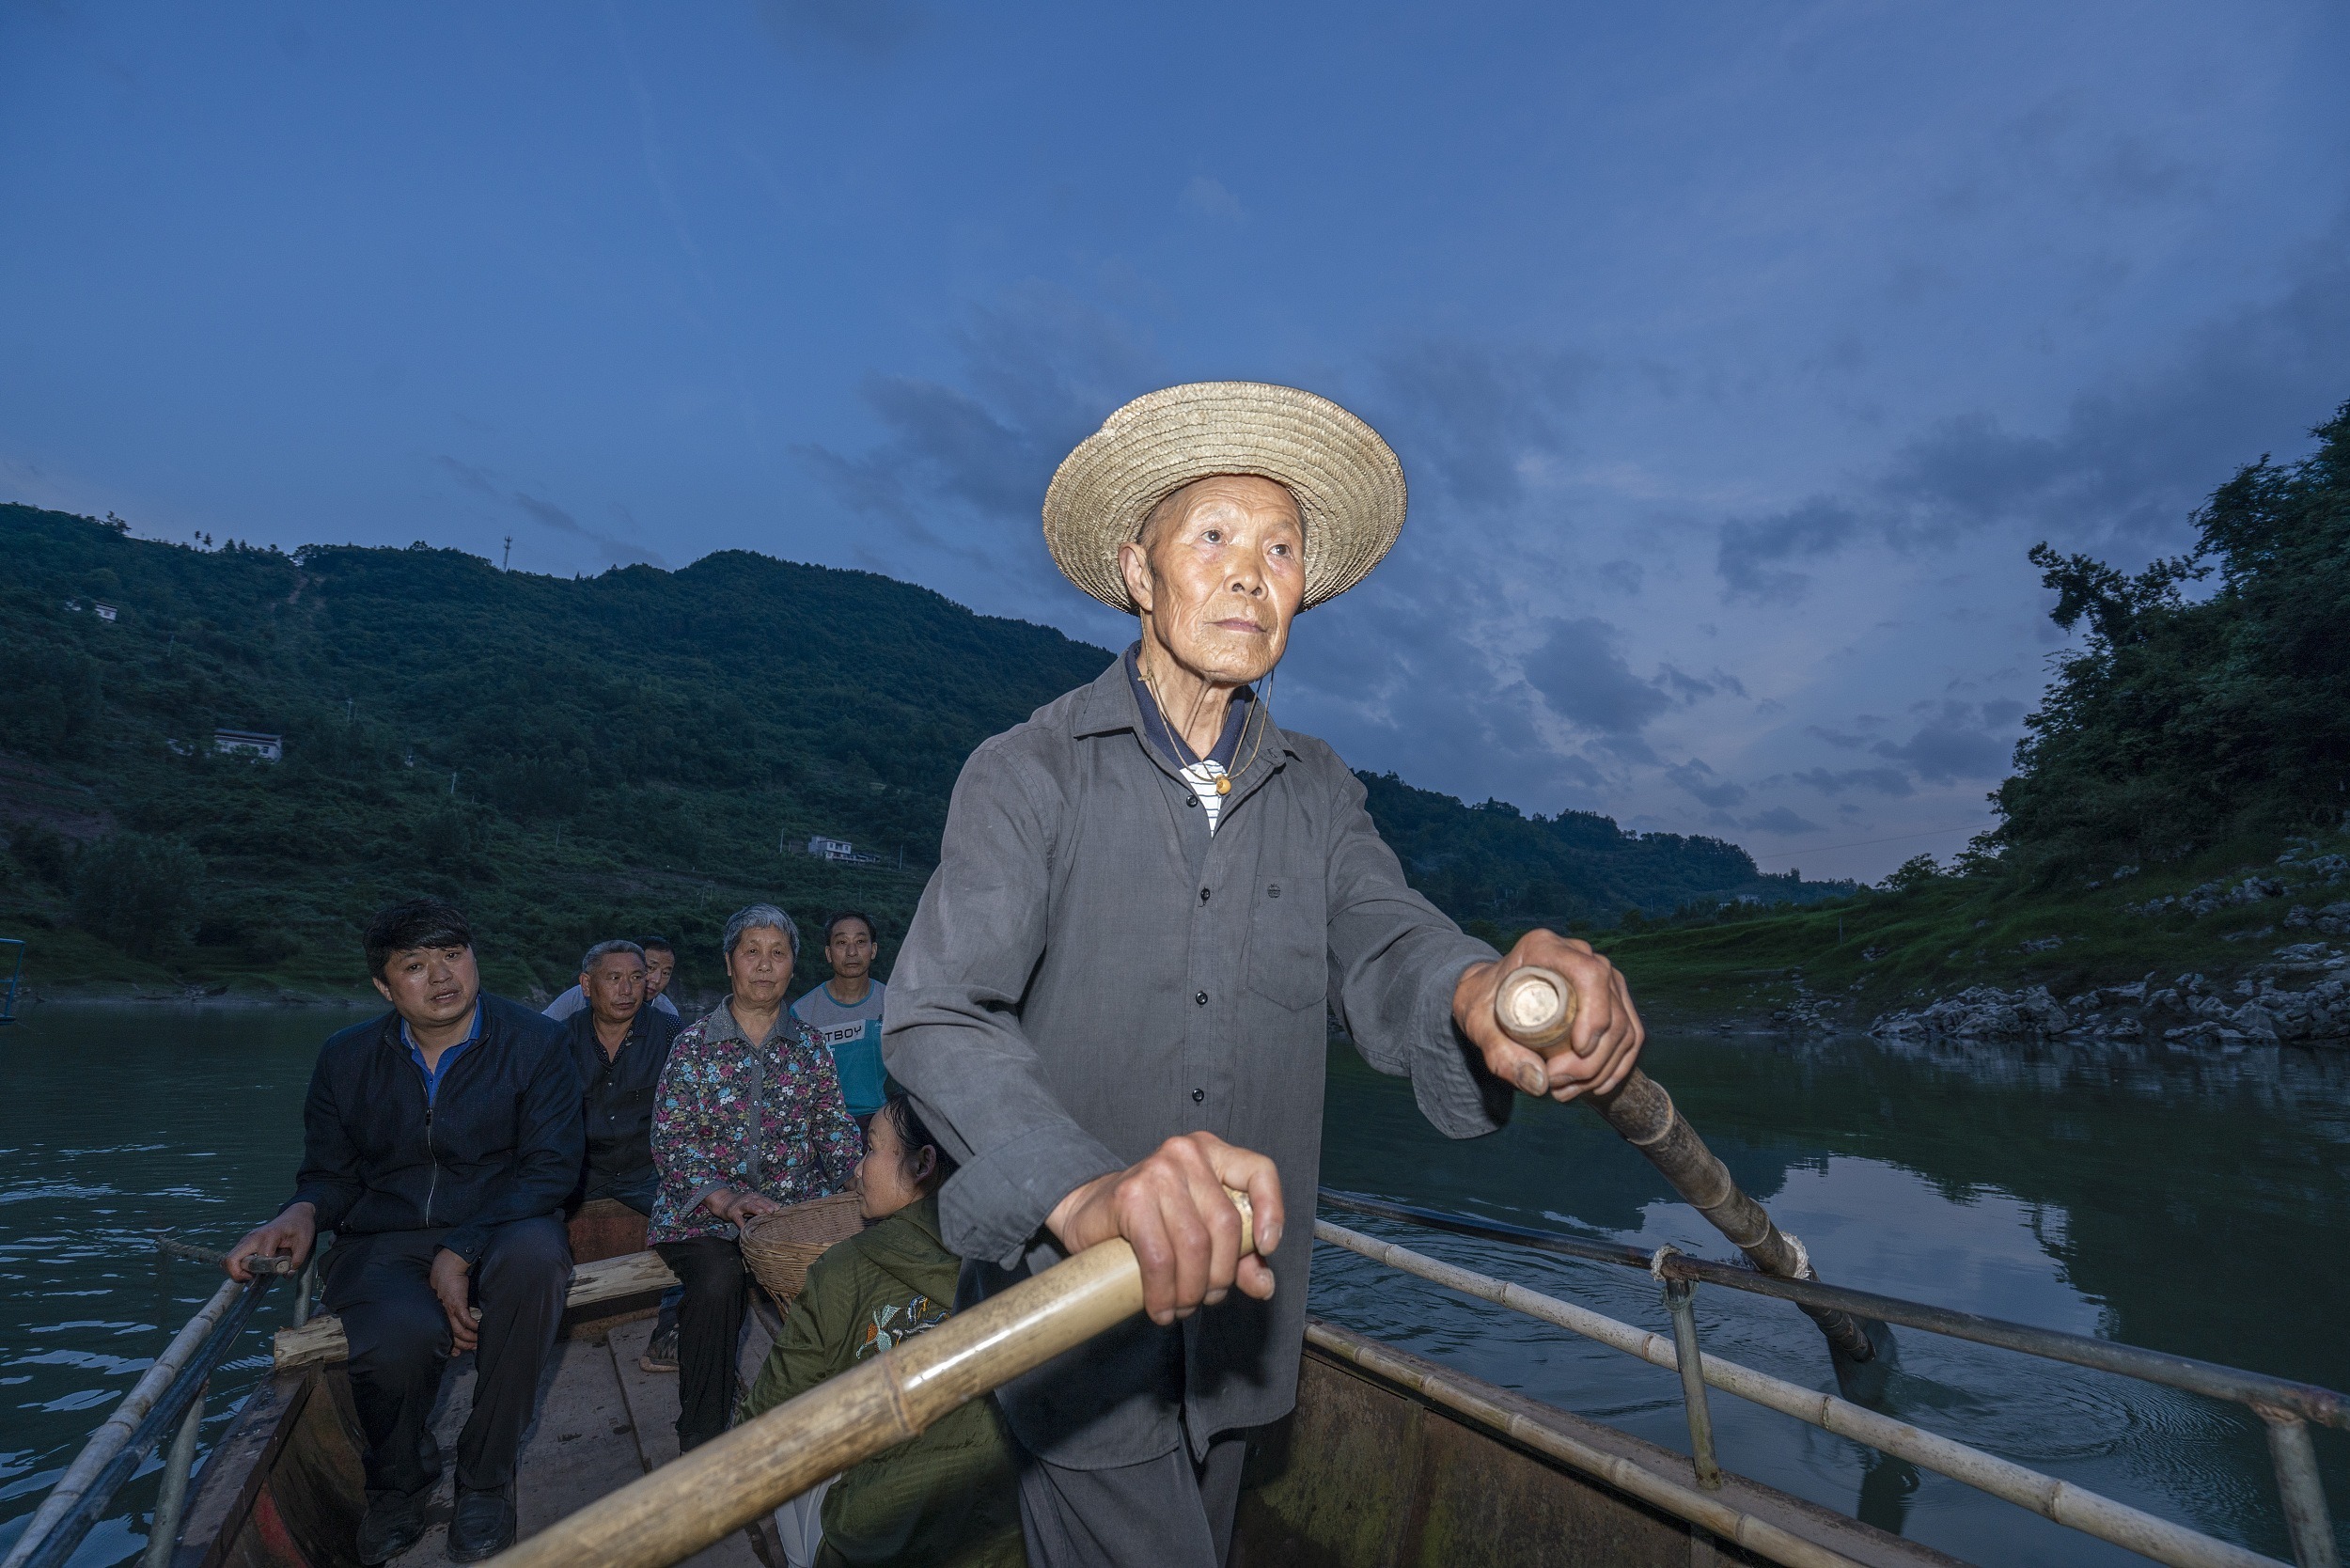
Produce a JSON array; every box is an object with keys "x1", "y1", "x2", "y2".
[
  {"x1": 356, "y1": 1488, "x2": 430, "y2": 1566},
  {"x1": 445, "y1": 1488, "x2": 516, "y2": 1564}
]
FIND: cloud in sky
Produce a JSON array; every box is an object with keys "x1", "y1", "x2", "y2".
[
  {"x1": 1523, "y1": 617, "x2": 1671, "y2": 739},
  {"x1": 4, "y1": 0, "x2": 2344, "y2": 878},
  {"x1": 1180, "y1": 176, "x2": 1245, "y2": 222}
]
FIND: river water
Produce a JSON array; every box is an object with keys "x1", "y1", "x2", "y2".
[{"x1": 0, "y1": 1005, "x2": 2342, "y2": 1566}]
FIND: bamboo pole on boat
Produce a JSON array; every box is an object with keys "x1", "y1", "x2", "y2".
[
  {"x1": 1492, "y1": 965, "x2": 1884, "y2": 1365},
  {"x1": 484, "y1": 1196, "x2": 1256, "y2": 1568},
  {"x1": 0, "y1": 1278, "x2": 243, "y2": 1568}
]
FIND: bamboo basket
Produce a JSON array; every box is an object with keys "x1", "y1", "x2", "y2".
[{"x1": 739, "y1": 1192, "x2": 867, "y2": 1310}]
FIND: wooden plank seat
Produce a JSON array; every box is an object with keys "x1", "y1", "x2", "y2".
[{"x1": 273, "y1": 1250, "x2": 680, "y2": 1371}]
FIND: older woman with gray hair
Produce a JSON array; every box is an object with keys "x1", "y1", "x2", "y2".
[{"x1": 650, "y1": 904, "x2": 862, "y2": 1452}]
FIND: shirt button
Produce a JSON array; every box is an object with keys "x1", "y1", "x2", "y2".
[
  {"x1": 1200, "y1": 886, "x2": 1212, "y2": 902},
  {"x1": 1195, "y1": 991, "x2": 1209, "y2": 1006},
  {"x1": 1191, "y1": 1088, "x2": 1205, "y2": 1104}
]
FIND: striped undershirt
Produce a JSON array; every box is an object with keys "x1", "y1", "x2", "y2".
[{"x1": 1180, "y1": 760, "x2": 1231, "y2": 832}]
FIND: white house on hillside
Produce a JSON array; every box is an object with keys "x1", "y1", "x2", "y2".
[{"x1": 213, "y1": 729, "x2": 283, "y2": 761}]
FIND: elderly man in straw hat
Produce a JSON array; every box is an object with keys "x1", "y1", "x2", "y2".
[{"x1": 884, "y1": 383, "x2": 1645, "y2": 1567}]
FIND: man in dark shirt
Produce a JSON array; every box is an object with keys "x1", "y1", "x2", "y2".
[
  {"x1": 227, "y1": 900, "x2": 583, "y2": 1566},
  {"x1": 563, "y1": 939, "x2": 681, "y2": 1213},
  {"x1": 887, "y1": 384, "x2": 1646, "y2": 1568}
]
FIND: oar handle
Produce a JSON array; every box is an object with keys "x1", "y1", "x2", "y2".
[
  {"x1": 1492, "y1": 965, "x2": 1877, "y2": 1364},
  {"x1": 484, "y1": 1189, "x2": 1257, "y2": 1568}
]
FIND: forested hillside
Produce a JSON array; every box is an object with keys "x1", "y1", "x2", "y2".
[
  {"x1": 1359, "y1": 772, "x2": 1825, "y2": 931},
  {"x1": 0, "y1": 505, "x2": 1836, "y2": 997}
]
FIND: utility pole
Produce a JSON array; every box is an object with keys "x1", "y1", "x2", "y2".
[
  {"x1": 502, "y1": 536, "x2": 513, "y2": 572},
  {"x1": 449, "y1": 771, "x2": 459, "y2": 796},
  {"x1": 344, "y1": 698, "x2": 354, "y2": 725}
]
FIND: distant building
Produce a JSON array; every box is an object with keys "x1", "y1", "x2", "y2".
[
  {"x1": 807, "y1": 835, "x2": 855, "y2": 861},
  {"x1": 91, "y1": 604, "x2": 118, "y2": 623},
  {"x1": 213, "y1": 729, "x2": 283, "y2": 761}
]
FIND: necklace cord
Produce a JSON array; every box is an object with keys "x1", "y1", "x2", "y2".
[{"x1": 1136, "y1": 651, "x2": 1274, "y2": 787}]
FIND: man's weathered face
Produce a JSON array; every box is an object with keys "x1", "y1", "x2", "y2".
[
  {"x1": 583, "y1": 951, "x2": 647, "y2": 1027},
  {"x1": 1118, "y1": 475, "x2": 1305, "y2": 686},
  {"x1": 372, "y1": 944, "x2": 479, "y2": 1030},
  {"x1": 825, "y1": 919, "x2": 874, "y2": 982},
  {"x1": 643, "y1": 947, "x2": 676, "y2": 997}
]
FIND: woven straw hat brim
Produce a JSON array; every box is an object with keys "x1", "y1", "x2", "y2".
[{"x1": 1042, "y1": 382, "x2": 1406, "y2": 613}]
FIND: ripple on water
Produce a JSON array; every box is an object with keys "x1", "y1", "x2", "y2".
[
  {"x1": 7, "y1": 1351, "x2": 149, "y2": 1376},
  {"x1": 0, "y1": 1187, "x2": 118, "y2": 1206}
]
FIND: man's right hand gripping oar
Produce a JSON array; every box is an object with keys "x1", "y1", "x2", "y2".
[
  {"x1": 1452, "y1": 931, "x2": 1648, "y2": 1101},
  {"x1": 1046, "y1": 1133, "x2": 1286, "y2": 1326}
]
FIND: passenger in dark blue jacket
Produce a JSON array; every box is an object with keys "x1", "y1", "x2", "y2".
[{"x1": 227, "y1": 899, "x2": 583, "y2": 1566}]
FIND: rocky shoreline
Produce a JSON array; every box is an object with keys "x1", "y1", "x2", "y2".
[{"x1": 1862, "y1": 942, "x2": 2350, "y2": 1046}]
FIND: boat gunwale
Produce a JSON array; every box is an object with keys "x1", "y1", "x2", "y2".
[{"x1": 1319, "y1": 1189, "x2": 2350, "y2": 1430}]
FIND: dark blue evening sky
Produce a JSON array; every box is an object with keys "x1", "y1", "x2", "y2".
[{"x1": 6, "y1": 2, "x2": 2345, "y2": 878}]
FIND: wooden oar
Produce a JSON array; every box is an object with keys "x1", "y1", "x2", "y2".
[
  {"x1": 484, "y1": 1196, "x2": 1256, "y2": 1568},
  {"x1": 1493, "y1": 965, "x2": 1888, "y2": 1369}
]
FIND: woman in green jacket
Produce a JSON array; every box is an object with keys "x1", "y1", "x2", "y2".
[{"x1": 742, "y1": 1091, "x2": 1025, "y2": 1568}]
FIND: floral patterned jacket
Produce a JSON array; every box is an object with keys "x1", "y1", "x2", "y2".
[{"x1": 648, "y1": 998, "x2": 863, "y2": 1246}]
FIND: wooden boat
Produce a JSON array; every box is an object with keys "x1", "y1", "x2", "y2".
[{"x1": 164, "y1": 1204, "x2": 1959, "y2": 1568}]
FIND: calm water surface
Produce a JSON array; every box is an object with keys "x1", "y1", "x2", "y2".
[{"x1": 0, "y1": 1005, "x2": 2343, "y2": 1566}]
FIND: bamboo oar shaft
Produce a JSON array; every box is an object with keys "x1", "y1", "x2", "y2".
[
  {"x1": 487, "y1": 1199, "x2": 1253, "y2": 1568},
  {"x1": 1494, "y1": 966, "x2": 1878, "y2": 1364}
]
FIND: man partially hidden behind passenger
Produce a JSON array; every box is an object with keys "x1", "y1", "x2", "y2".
[
  {"x1": 226, "y1": 900, "x2": 583, "y2": 1566},
  {"x1": 790, "y1": 911, "x2": 889, "y2": 1128},
  {"x1": 564, "y1": 937, "x2": 682, "y2": 1223}
]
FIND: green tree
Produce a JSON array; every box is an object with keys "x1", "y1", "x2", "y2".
[
  {"x1": 1996, "y1": 400, "x2": 2350, "y2": 870},
  {"x1": 1879, "y1": 854, "x2": 1942, "y2": 892},
  {"x1": 70, "y1": 833, "x2": 205, "y2": 956}
]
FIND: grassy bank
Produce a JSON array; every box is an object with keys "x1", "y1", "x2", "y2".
[{"x1": 1578, "y1": 829, "x2": 2350, "y2": 1027}]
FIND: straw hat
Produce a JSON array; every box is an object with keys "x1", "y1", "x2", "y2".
[{"x1": 1042, "y1": 382, "x2": 1406, "y2": 614}]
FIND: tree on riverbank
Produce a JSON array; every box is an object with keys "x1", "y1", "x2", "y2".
[{"x1": 1997, "y1": 401, "x2": 2350, "y2": 875}]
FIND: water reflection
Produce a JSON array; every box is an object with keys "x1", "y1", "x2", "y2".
[
  {"x1": 0, "y1": 1004, "x2": 335, "y2": 1568},
  {"x1": 0, "y1": 1007, "x2": 2342, "y2": 1566},
  {"x1": 1313, "y1": 1027, "x2": 2350, "y2": 1566}
]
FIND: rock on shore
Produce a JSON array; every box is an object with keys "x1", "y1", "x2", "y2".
[
  {"x1": 1870, "y1": 946, "x2": 2350, "y2": 1045},
  {"x1": 1870, "y1": 984, "x2": 2070, "y2": 1041}
]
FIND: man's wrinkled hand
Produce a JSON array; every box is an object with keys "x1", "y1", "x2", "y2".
[
  {"x1": 1045, "y1": 1132, "x2": 1283, "y2": 1328},
  {"x1": 430, "y1": 1248, "x2": 479, "y2": 1355},
  {"x1": 225, "y1": 1203, "x2": 316, "y2": 1282},
  {"x1": 1453, "y1": 930, "x2": 1645, "y2": 1104}
]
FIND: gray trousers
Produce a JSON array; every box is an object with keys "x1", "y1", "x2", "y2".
[{"x1": 1015, "y1": 1434, "x2": 1246, "y2": 1568}]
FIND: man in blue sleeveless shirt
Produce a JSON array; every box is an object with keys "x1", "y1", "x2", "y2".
[{"x1": 791, "y1": 911, "x2": 888, "y2": 1124}]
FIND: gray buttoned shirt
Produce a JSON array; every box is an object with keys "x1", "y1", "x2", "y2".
[{"x1": 884, "y1": 653, "x2": 1509, "y2": 1468}]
